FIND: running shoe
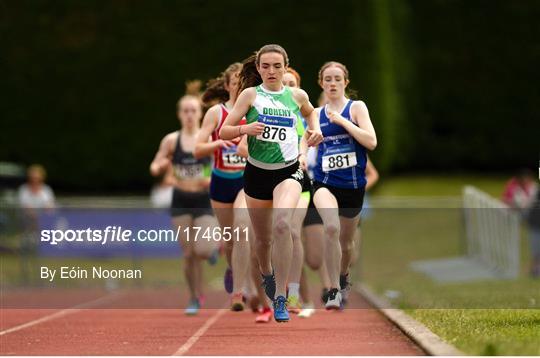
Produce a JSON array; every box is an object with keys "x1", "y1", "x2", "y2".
[
  {"x1": 286, "y1": 295, "x2": 302, "y2": 314},
  {"x1": 185, "y1": 297, "x2": 200, "y2": 316},
  {"x1": 273, "y1": 295, "x2": 290, "y2": 322},
  {"x1": 231, "y1": 292, "x2": 245, "y2": 312},
  {"x1": 298, "y1": 302, "x2": 315, "y2": 318},
  {"x1": 223, "y1": 267, "x2": 233, "y2": 294},
  {"x1": 325, "y1": 288, "x2": 341, "y2": 310},
  {"x1": 255, "y1": 307, "x2": 272, "y2": 323},
  {"x1": 261, "y1": 271, "x2": 276, "y2": 301},
  {"x1": 321, "y1": 287, "x2": 330, "y2": 304}
]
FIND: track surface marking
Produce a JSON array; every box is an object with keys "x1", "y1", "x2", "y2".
[
  {"x1": 173, "y1": 308, "x2": 227, "y2": 355},
  {"x1": 0, "y1": 289, "x2": 424, "y2": 355}
]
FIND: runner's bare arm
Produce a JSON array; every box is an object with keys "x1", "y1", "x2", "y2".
[
  {"x1": 219, "y1": 88, "x2": 264, "y2": 139},
  {"x1": 150, "y1": 132, "x2": 176, "y2": 176},
  {"x1": 292, "y1": 88, "x2": 322, "y2": 147},
  {"x1": 327, "y1": 101, "x2": 377, "y2": 150},
  {"x1": 194, "y1": 105, "x2": 235, "y2": 159},
  {"x1": 236, "y1": 134, "x2": 249, "y2": 158},
  {"x1": 299, "y1": 131, "x2": 309, "y2": 170},
  {"x1": 162, "y1": 165, "x2": 176, "y2": 186},
  {"x1": 365, "y1": 157, "x2": 379, "y2": 191}
]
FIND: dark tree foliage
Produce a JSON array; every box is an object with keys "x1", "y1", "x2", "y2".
[{"x1": 1, "y1": 0, "x2": 538, "y2": 192}]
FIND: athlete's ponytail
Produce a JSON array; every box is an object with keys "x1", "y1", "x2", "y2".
[
  {"x1": 202, "y1": 62, "x2": 242, "y2": 106},
  {"x1": 237, "y1": 53, "x2": 261, "y2": 96},
  {"x1": 237, "y1": 44, "x2": 289, "y2": 96},
  {"x1": 185, "y1": 79, "x2": 203, "y2": 97}
]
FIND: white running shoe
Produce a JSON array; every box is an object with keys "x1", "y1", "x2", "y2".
[
  {"x1": 298, "y1": 303, "x2": 315, "y2": 318},
  {"x1": 325, "y1": 288, "x2": 341, "y2": 310}
]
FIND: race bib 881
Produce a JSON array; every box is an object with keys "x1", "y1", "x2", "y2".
[{"x1": 322, "y1": 144, "x2": 357, "y2": 172}]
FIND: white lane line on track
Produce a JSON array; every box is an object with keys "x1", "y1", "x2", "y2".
[
  {"x1": 173, "y1": 308, "x2": 228, "y2": 356},
  {"x1": 0, "y1": 292, "x2": 122, "y2": 336}
]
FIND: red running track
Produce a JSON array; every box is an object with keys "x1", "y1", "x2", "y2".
[{"x1": 0, "y1": 289, "x2": 424, "y2": 356}]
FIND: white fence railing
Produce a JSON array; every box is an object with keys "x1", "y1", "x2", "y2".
[{"x1": 463, "y1": 186, "x2": 520, "y2": 278}]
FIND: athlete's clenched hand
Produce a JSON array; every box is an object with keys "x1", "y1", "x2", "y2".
[
  {"x1": 306, "y1": 129, "x2": 323, "y2": 147},
  {"x1": 242, "y1": 122, "x2": 265, "y2": 136}
]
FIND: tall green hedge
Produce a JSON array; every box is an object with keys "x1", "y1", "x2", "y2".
[{"x1": 1, "y1": 0, "x2": 538, "y2": 192}]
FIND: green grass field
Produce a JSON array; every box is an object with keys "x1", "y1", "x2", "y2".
[
  {"x1": 409, "y1": 309, "x2": 540, "y2": 356},
  {"x1": 360, "y1": 174, "x2": 540, "y2": 355},
  {"x1": 371, "y1": 173, "x2": 511, "y2": 197}
]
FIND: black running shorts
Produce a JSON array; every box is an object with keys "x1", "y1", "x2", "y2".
[
  {"x1": 312, "y1": 181, "x2": 365, "y2": 219},
  {"x1": 243, "y1": 161, "x2": 304, "y2": 201}
]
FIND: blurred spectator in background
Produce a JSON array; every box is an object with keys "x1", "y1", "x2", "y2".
[
  {"x1": 18, "y1": 164, "x2": 55, "y2": 210},
  {"x1": 526, "y1": 174, "x2": 540, "y2": 278},
  {"x1": 502, "y1": 169, "x2": 538, "y2": 212},
  {"x1": 17, "y1": 164, "x2": 55, "y2": 273},
  {"x1": 150, "y1": 174, "x2": 173, "y2": 209},
  {"x1": 502, "y1": 168, "x2": 539, "y2": 277}
]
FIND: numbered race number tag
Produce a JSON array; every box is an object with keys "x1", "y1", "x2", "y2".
[
  {"x1": 174, "y1": 164, "x2": 204, "y2": 179},
  {"x1": 222, "y1": 146, "x2": 246, "y2": 168},
  {"x1": 256, "y1": 115, "x2": 295, "y2": 144},
  {"x1": 322, "y1": 144, "x2": 357, "y2": 172}
]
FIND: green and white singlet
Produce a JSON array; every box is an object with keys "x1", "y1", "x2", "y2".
[{"x1": 246, "y1": 85, "x2": 302, "y2": 169}]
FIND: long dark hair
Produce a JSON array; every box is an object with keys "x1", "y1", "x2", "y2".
[
  {"x1": 202, "y1": 62, "x2": 242, "y2": 106},
  {"x1": 237, "y1": 44, "x2": 289, "y2": 96}
]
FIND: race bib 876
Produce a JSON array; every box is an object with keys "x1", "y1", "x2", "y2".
[{"x1": 256, "y1": 115, "x2": 295, "y2": 144}]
